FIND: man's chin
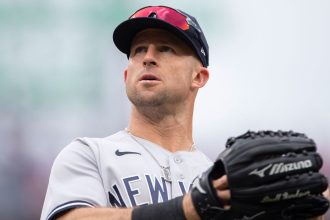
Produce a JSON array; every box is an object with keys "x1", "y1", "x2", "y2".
[{"x1": 128, "y1": 94, "x2": 166, "y2": 108}]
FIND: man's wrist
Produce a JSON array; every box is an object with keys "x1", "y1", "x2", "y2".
[
  {"x1": 183, "y1": 193, "x2": 201, "y2": 220},
  {"x1": 132, "y1": 196, "x2": 186, "y2": 220}
]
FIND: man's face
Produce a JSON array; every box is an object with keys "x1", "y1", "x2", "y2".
[{"x1": 125, "y1": 28, "x2": 201, "y2": 109}]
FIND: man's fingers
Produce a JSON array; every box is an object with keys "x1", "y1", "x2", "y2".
[
  {"x1": 213, "y1": 175, "x2": 228, "y2": 190},
  {"x1": 217, "y1": 189, "x2": 231, "y2": 202},
  {"x1": 212, "y1": 175, "x2": 231, "y2": 203}
]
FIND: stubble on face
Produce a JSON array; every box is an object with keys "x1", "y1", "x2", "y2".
[
  {"x1": 125, "y1": 29, "x2": 200, "y2": 118},
  {"x1": 126, "y1": 81, "x2": 184, "y2": 110}
]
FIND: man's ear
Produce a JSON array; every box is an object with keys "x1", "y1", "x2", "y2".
[
  {"x1": 192, "y1": 67, "x2": 209, "y2": 89},
  {"x1": 124, "y1": 69, "x2": 128, "y2": 82}
]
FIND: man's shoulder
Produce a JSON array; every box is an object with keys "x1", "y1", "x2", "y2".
[
  {"x1": 70, "y1": 130, "x2": 129, "y2": 149},
  {"x1": 54, "y1": 130, "x2": 130, "y2": 162}
]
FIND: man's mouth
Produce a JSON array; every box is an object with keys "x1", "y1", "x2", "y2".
[{"x1": 139, "y1": 74, "x2": 160, "y2": 81}]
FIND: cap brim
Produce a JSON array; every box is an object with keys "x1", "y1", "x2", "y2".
[{"x1": 113, "y1": 17, "x2": 195, "y2": 56}]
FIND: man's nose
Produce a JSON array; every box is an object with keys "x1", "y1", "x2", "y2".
[{"x1": 143, "y1": 45, "x2": 157, "y2": 67}]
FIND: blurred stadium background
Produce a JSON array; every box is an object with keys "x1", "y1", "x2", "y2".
[{"x1": 0, "y1": 1, "x2": 329, "y2": 219}]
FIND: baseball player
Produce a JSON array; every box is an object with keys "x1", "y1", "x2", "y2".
[{"x1": 41, "y1": 5, "x2": 329, "y2": 220}]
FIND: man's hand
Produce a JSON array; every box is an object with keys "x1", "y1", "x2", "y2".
[
  {"x1": 183, "y1": 175, "x2": 230, "y2": 220},
  {"x1": 189, "y1": 130, "x2": 329, "y2": 220},
  {"x1": 212, "y1": 175, "x2": 230, "y2": 206}
]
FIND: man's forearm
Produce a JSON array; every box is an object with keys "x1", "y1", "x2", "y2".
[
  {"x1": 56, "y1": 194, "x2": 198, "y2": 220},
  {"x1": 56, "y1": 207, "x2": 133, "y2": 220},
  {"x1": 54, "y1": 198, "x2": 326, "y2": 220}
]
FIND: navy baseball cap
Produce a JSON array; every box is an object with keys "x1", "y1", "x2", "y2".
[{"x1": 113, "y1": 6, "x2": 209, "y2": 67}]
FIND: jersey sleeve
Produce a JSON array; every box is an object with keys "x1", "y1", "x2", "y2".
[{"x1": 40, "y1": 139, "x2": 107, "y2": 220}]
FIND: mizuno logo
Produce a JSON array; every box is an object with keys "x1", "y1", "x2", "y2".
[
  {"x1": 249, "y1": 159, "x2": 312, "y2": 178},
  {"x1": 248, "y1": 164, "x2": 272, "y2": 178},
  {"x1": 115, "y1": 150, "x2": 141, "y2": 156}
]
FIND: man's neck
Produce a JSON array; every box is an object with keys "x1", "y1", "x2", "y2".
[{"x1": 127, "y1": 106, "x2": 194, "y2": 152}]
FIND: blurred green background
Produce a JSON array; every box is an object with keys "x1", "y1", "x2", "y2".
[{"x1": 1, "y1": 1, "x2": 329, "y2": 219}]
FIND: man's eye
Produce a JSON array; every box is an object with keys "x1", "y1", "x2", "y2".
[
  {"x1": 159, "y1": 46, "x2": 174, "y2": 53},
  {"x1": 134, "y1": 46, "x2": 146, "y2": 54}
]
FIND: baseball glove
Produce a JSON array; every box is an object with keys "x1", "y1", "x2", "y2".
[{"x1": 191, "y1": 130, "x2": 329, "y2": 220}]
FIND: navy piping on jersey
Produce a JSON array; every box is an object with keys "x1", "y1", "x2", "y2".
[{"x1": 47, "y1": 200, "x2": 94, "y2": 220}]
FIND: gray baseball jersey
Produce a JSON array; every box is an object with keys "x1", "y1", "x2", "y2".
[{"x1": 41, "y1": 130, "x2": 213, "y2": 220}]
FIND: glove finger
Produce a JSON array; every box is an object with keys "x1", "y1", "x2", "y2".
[
  {"x1": 229, "y1": 195, "x2": 329, "y2": 220},
  {"x1": 221, "y1": 132, "x2": 317, "y2": 166},
  {"x1": 232, "y1": 172, "x2": 328, "y2": 203},
  {"x1": 282, "y1": 195, "x2": 330, "y2": 219},
  {"x1": 229, "y1": 152, "x2": 323, "y2": 187}
]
